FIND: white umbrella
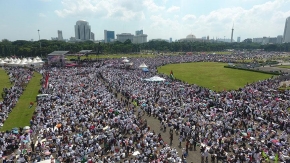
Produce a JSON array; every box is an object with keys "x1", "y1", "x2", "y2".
[{"x1": 23, "y1": 126, "x2": 30, "y2": 130}]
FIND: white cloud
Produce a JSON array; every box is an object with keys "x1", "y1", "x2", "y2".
[
  {"x1": 38, "y1": 13, "x2": 47, "y2": 17},
  {"x1": 182, "y1": 14, "x2": 196, "y2": 21},
  {"x1": 148, "y1": 0, "x2": 290, "y2": 39},
  {"x1": 167, "y1": 6, "x2": 180, "y2": 13},
  {"x1": 55, "y1": 0, "x2": 145, "y2": 21},
  {"x1": 191, "y1": 0, "x2": 289, "y2": 38},
  {"x1": 143, "y1": 0, "x2": 165, "y2": 12}
]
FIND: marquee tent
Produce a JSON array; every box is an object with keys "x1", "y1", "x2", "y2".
[
  {"x1": 122, "y1": 59, "x2": 129, "y2": 63},
  {"x1": 139, "y1": 62, "x2": 148, "y2": 68}
]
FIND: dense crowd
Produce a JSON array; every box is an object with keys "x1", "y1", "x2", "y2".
[{"x1": 0, "y1": 52, "x2": 289, "y2": 163}]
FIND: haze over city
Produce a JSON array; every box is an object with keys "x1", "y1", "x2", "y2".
[{"x1": 0, "y1": 0, "x2": 290, "y2": 41}]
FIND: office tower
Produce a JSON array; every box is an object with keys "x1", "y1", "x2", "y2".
[
  {"x1": 283, "y1": 17, "x2": 290, "y2": 43},
  {"x1": 169, "y1": 38, "x2": 172, "y2": 43},
  {"x1": 91, "y1": 32, "x2": 95, "y2": 41},
  {"x1": 116, "y1": 33, "x2": 134, "y2": 43},
  {"x1": 104, "y1": 30, "x2": 115, "y2": 43},
  {"x1": 277, "y1": 35, "x2": 283, "y2": 44},
  {"x1": 237, "y1": 37, "x2": 240, "y2": 43},
  {"x1": 207, "y1": 36, "x2": 209, "y2": 40},
  {"x1": 75, "y1": 20, "x2": 91, "y2": 40},
  {"x1": 133, "y1": 34, "x2": 148, "y2": 44},
  {"x1": 135, "y1": 30, "x2": 143, "y2": 36},
  {"x1": 57, "y1": 30, "x2": 63, "y2": 40}
]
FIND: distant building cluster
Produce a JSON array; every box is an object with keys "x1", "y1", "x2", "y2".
[
  {"x1": 253, "y1": 35, "x2": 283, "y2": 44},
  {"x1": 115, "y1": 30, "x2": 147, "y2": 44},
  {"x1": 48, "y1": 17, "x2": 290, "y2": 44}
]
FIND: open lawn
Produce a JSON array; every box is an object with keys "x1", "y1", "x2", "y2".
[
  {"x1": 275, "y1": 65, "x2": 290, "y2": 69},
  {"x1": 157, "y1": 62, "x2": 274, "y2": 92},
  {"x1": 1, "y1": 72, "x2": 42, "y2": 131},
  {"x1": 0, "y1": 69, "x2": 12, "y2": 100},
  {"x1": 66, "y1": 54, "x2": 156, "y2": 60}
]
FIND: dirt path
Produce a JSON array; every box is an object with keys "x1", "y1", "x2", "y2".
[{"x1": 104, "y1": 81, "x2": 203, "y2": 163}]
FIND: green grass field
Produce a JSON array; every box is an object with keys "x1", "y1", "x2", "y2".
[
  {"x1": 275, "y1": 65, "x2": 290, "y2": 69},
  {"x1": 157, "y1": 62, "x2": 274, "y2": 92},
  {"x1": 0, "y1": 69, "x2": 12, "y2": 100},
  {"x1": 66, "y1": 54, "x2": 156, "y2": 60},
  {"x1": 1, "y1": 72, "x2": 42, "y2": 131}
]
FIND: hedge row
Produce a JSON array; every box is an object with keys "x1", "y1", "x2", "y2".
[{"x1": 224, "y1": 65, "x2": 282, "y2": 75}]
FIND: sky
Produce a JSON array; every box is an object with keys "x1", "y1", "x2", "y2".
[{"x1": 0, "y1": 0, "x2": 290, "y2": 42}]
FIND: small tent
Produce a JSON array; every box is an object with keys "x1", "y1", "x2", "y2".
[{"x1": 139, "y1": 62, "x2": 148, "y2": 68}]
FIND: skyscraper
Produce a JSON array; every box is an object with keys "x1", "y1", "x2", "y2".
[
  {"x1": 91, "y1": 32, "x2": 95, "y2": 41},
  {"x1": 75, "y1": 20, "x2": 91, "y2": 40},
  {"x1": 283, "y1": 17, "x2": 290, "y2": 43},
  {"x1": 57, "y1": 30, "x2": 63, "y2": 40},
  {"x1": 277, "y1": 35, "x2": 283, "y2": 44},
  {"x1": 104, "y1": 30, "x2": 115, "y2": 43},
  {"x1": 237, "y1": 37, "x2": 241, "y2": 43}
]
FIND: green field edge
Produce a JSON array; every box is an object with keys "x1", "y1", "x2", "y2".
[
  {"x1": 157, "y1": 62, "x2": 274, "y2": 92},
  {"x1": 1, "y1": 72, "x2": 42, "y2": 131},
  {"x1": 0, "y1": 69, "x2": 13, "y2": 100}
]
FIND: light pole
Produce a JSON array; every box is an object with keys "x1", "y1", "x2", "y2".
[{"x1": 38, "y1": 29, "x2": 42, "y2": 57}]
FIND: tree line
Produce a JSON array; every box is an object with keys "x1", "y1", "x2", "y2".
[{"x1": 1, "y1": 38, "x2": 290, "y2": 58}]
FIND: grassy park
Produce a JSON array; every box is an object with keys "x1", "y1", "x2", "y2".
[
  {"x1": 0, "y1": 69, "x2": 12, "y2": 100},
  {"x1": 1, "y1": 72, "x2": 42, "y2": 131},
  {"x1": 157, "y1": 62, "x2": 274, "y2": 92}
]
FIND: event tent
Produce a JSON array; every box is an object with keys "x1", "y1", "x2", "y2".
[
  {"x1": 139, "y1": 62, "x2": 148, "y2": 68},
  {"x1": 142, "y1": 68, "x2": 149, "y2": 72},
  {"x1": 0, "y1": 60, "x2": 6, "y2": 66},
  {"x1": 122, "y1": 59, "x2": 129, "y2": 63},
  {"x1": 144, "y1": 76, "x2": 165, "y2": 82}
]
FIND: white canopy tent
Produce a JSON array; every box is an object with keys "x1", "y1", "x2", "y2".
[
  {"x1": 0, "y1": 60, "x2": 6, "y2": 66},
  {"x1": 122, "y1": 59, "x2": 129, "y2": 63},
  {"x1": 3, "y1": 57, "x2": 9, "y2": 62},
  {"x1": 144, "y1": 76, "x2": 165, "y2": 82},
  {"x1": 139, "y1": 62, "x2": 148, "y2": 68}
]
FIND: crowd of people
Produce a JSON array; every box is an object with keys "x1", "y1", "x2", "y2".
[{"x1": 0, "y1": 52, "x2": 289, "y2": 163}]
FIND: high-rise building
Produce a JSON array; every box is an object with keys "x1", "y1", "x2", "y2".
[
  {"x1": 135, "y1": 30, "x2": 143, "y2": 36},
  {"x1": 169, "y1": 38, "x2": 172, "y2": 43},
  {"x1": 277, "y1": 35, "x2": 283, "y2": 44},
  {"x1": 237, "y1": 37, "x2": 241, "y2": 43},
  {"x1": 133, "y1": 34, "x2": 147, "y2": 44},
  {"x1": 75, "y1": 20, "x2": 91, "y2": 40},
  {"x1": 104, "y1": 30, "x2": 115, "y2": 43},
  {"x1": 91, "y1": 32, "x2": 95, "y2": 41},
  {"x1": 283, "y1": 17, "x2": 290, "y2": 43},
  {"x1": 58, "y1": 30, "x2": 63, "y2": 40},
  {"x1": 116, "y1": 33, "x2": 134, "y2": 43}
]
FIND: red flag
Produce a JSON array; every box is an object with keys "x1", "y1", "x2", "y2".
[{"x1": 43, "y1": 72, "x2": 49, "y2": 88}]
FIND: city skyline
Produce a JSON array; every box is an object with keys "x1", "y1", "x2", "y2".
[{"x1": 0, "y1": 0, "x2": 290, "y2": 41}]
